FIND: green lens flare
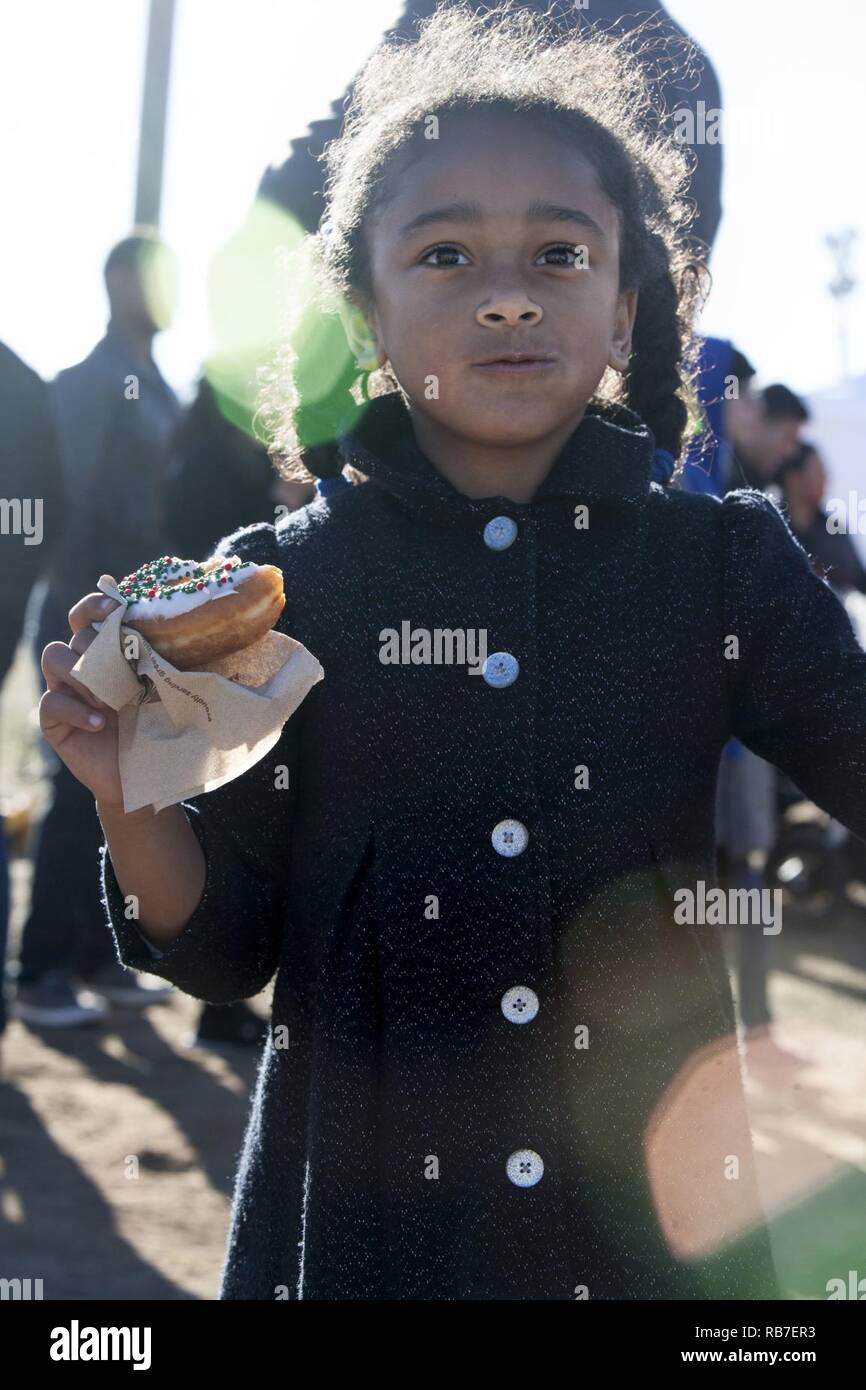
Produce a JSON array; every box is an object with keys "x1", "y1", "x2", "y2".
[{"x1": 203, "y1": 197, "x2": 366, "y2": 446}]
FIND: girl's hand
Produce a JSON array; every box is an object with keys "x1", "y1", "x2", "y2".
[{"x1": 38, "y1": 592, "x2": 124, "y2": 806}]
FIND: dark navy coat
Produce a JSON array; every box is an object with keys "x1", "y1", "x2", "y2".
[{"x1": 99, "y1": 390, "x2": 866, "y2": 1299}]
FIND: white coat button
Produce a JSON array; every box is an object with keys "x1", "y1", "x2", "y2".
[
  {"x1": 483, "y1": 516, "x2": 517, "y2": 550},
  {"x1": 507, "y1": 1149, "x2": 544, "y2": 1187},
  {"x1": 491, "y1": 819, "x2": 528, "y2": 856},
  {"x1": 482, "y1": 651, "x2": 519, "y2": 688},
  {"x1": 501, "y1": 986, "x2": 539, "y2": 1024}
]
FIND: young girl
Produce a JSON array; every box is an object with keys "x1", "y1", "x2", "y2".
[{"x1": 42, "y1": 4, "x2": 866, "y2": 1300}]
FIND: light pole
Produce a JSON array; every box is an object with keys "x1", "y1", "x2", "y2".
[{"x1": 134, "y1": 0, "x2": 177, "y2": 227}]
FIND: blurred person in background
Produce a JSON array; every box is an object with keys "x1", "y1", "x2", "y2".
[
  {"x1": 161, "y1": 382, "x2": 278, "y2": 1050},
  {"x1": 680, "y1": 341, "x2": 756, "y2": 496},
  {"x1": 0, "y1": 344, "x2": 63, "y2": 684},
  {"x1": 163, "y1": 377, "x2": 286, "y2": 561},
  {"x1": 680, "y1": 360, "x2": 811, "y2": 502},
  {"x1": 680, "y1": 353, "x2": 813, "y2": 1041},
  {"x1": 779, "y1": 441, "x2": 866, "y2": 906},
  {"x1": 779, "y1": 441, "x2": 866, "y2": 597},
  {"x1": 162, "y1": 379, "x2": 315, "y2": 564},
  {"x1": 0, "y1": 341, "x2": 64, "y2": 1055},
  {"x1": 13, "y1": 231, "x2": 179, "y2": 1027},
  {"x1": 160, "y1": 379, "x2": 314, "y2": 1050},
  {"x1": 725, "y1": 382, "x2": 811, "y2": 492},
  {"x1": 155, "y1": 216, "x2": 317, "y2": 1048}
]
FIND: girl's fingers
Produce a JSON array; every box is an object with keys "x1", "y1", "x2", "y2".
[
  {"x1": 41, "y1": 640, "x2": 111, "y2": 711},
  {"x1": 69, "y1": 626, "x2": 97, "y2": 657},
  {"x1": 39, "y1": 687, "x2": 110, "y2": 737},
  {"x1": 68, "y1": 592, "x2": 120, "y2": 636}
]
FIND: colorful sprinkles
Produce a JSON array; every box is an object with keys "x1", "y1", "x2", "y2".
[{"x1": 116, "y1": 555, "x2": 252, "y2": 604}]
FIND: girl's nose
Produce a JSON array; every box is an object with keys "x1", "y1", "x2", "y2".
[{"x1": 475, "y1": 295, "x2": 543, "y2": 328}]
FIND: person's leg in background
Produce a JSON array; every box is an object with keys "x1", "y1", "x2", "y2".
[
  {"x1": 734, "y1": 747, "x2": 778, "y2": 1030},
  {"x1": 13, "y1": 585, "x2": 110, "y2": 1023},
  {"x1": 716, "y1": 741, "x2": 775, "y2": 1031},
  {"x1": 734, "y1": 858, "x2": 773, "y2": 1031},
  {"x1": 16, "y1": 755, "x2": 114, "y2": 985},
  {"x1": 14, "y1": 584, "x2": 169, "y2": 1026}
]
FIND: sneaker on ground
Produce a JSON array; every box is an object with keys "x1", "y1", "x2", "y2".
[{"x1": 13, "y1": 969, "x2": 108, "y2": 1028}]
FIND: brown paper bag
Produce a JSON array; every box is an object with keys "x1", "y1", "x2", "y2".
[{"x1": 70, "y1": 574, "x2": 324, "y2": 814}]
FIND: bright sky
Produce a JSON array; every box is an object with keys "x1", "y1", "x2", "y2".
[{"x1": 2, "y1": 0, "x2": 864, "y2": 402}]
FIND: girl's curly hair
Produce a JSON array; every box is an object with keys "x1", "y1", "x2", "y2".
[{"x1": 259, "y1": 1, "x2": 709, "y2": 483}]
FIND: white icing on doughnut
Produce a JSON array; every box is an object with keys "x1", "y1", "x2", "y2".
[{"x1": 119, "y1": 555, "x2": 259, "y2": 621}]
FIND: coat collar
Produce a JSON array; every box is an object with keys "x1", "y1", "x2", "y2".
[{"x1": 335, "y1": 388, "x2": 656, "y2": 519}]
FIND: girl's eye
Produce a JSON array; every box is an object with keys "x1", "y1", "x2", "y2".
[
  {"x1": 418, "y1": 243, "x2": 588, "y2": 268},
  {"x1": 419, "y1": 245, "x2": 470, "y2": 267},
  {"x1": 536, "y1": 244, "x2": 587, "y2": 267}
]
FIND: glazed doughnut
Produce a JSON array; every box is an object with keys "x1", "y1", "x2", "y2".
[{"x1": 116, "y1": 554, "x2": 285, "y2": 670}]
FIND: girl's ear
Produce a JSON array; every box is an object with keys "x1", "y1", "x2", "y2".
[
  {"x1": 608, "y1": 288, "x2": 639, "y2": 374},
  {"x1": 338, "y1": 299, "x2": 386, "y2": 373}
]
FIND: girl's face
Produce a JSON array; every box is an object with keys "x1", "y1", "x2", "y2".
[{"x1": 360, "y1": 108, "x2": 637, "y2": 451}]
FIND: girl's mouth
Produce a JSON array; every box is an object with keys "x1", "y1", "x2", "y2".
[{"x1": 472, "y1": 355, "x2": 558, "y2": 376}]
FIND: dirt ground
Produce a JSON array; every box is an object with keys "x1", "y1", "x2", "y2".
[
  {"x1": 3, "y1": 620, "x2": 866, "y2": 1301},
  {"x1": 1, "y1": 935, "x2": 269, "y2": 1300}
]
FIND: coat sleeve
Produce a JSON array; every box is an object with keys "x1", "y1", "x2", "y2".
[
  {"x1": 98, "y1": 520, "x2": 305, "y2": 1004},
  {"x1": 722, "y1": 489, "x2": 866, "y2": 841}
]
